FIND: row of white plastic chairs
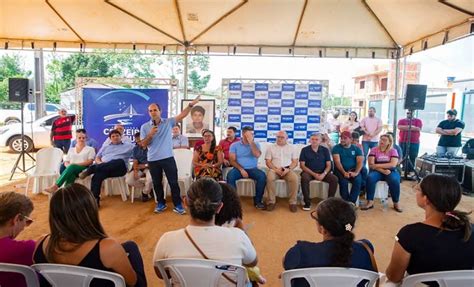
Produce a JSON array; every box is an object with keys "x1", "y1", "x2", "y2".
[{"x1": 2, "y1": 259, "x2": 473, "y2": 287}]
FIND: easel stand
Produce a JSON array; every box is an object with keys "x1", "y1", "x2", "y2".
[
  {"x1": 400, "y1": 110, "x2": 420, "y2": 181},
  {"x1": 10, "y1": 102, "x2": 35, "y2": 180}
]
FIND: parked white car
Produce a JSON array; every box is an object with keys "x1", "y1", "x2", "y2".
[
  {"x1": 0, "y1": 113, "x2": 75, "y2": 153},
  {"x1": 0, "y1": 102, "x2": 63, "y2": 125}
]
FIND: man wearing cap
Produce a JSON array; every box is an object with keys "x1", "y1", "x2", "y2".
[
  {"x1": 299, "y1": 133, "x2": 339, "y2": 211},
  {"x1": 436, "y1": 109, "x2": 465, "y2": 157},
  {"x1": 50, "y1": 108, "x2": 76, "y2": 153},
  {"x1": 332, "y1": 131, "x2": 364, "y2": 204},
  {"x1": 227, "y1": 126, "x2": 266, "y2": 210}
]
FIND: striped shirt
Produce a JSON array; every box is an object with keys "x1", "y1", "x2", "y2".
[{"x1": 51, "y1": 115, "x2": 75, "y2": 141}]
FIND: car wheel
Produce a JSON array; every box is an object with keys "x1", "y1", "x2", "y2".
[
  {"x1": 5, "y1": 118, "x2": 21, "y2": 125},
  {"x1": 9, "y1": 135, "x2": 34, "y2": 153}
]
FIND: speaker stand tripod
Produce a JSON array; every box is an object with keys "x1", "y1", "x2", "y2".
[
  {"x1": 400, "y1": 111, "x2": 420, "y2": 181},
  {"x1": 10, "y1": 102, "x2": 35, "y2": 180}
]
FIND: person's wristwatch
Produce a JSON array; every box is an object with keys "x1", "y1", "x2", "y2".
[{"x1": 188, "y1": 103, "x2": 194, "y2": 108}]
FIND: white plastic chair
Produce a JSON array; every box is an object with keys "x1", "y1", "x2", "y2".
[
  {"x1": 257, "y1": 142, "x2": 270, "y2": 171},
  {"x1": 103, "y1": 176, "x2": 129, "y2": 201},
  {"x1": 155, "y1": 258, "x2": 246, "y2": 287},
  {"x1": 236, "y1": 178, "x2": 256, "y2": 197},
  {"x1": 171, "y1": 149, "x2": 194, "y2": 196},
  {"x1": 309, "y1": 180, "x2": 342, "y2": 199},
  {"x1": 0, "y1": 263, "x2": 40, "y2": 287},
  {"x1": 401, "y1": 270, "x2": 474, "y2": 287},
  {"x1": 374, "y1": 181, "x2": 389, "y2": 204},
  {"x1": 26, "y1": 147, "x2": 64, "y2": 195},
  {"x1": 130, "y1": 176, "x2": 156, "y2": 203},
  {"x1": 281, "y1": 267, "x2": 379, "y2": 287},
  {"x1": 32, "y1": 263, "x2": 126, "y2": 287}
]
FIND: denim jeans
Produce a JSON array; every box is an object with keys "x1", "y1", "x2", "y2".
[
  {"x1": 227, "y1": 167, "x2": 266, "y2": 205},
  {"x1": 400, "y1": 142, "x2": 420, "y2": 172},
  {"x1": 334, "y1": 170, "x2": 362, "y2": 204},
  {"x1": 54, "y1": 139, "x2": 71, "y2": 154},
  {"x1": 89, "y1": 159, "x2": 128, "y2": 202},
  {"x1": 436, "y1": 146, "x2": 460, "y2": 157},
  {"x1": 366, "y1": 169, "x2": 401, "y2": 203},
  {"x1": 148, "y1": 157, "x2": 182, "y2": 207},
  {"x1": 362, "y1": 141, "x2": 378, "y2": 160}
]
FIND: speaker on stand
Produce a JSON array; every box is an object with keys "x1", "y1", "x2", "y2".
[
  {"x1": 8, "y1": 78, "x2": 36, "y2": 180},
  {"x1": 400, "y1": 84, "x2": 427, "y2": 181}
]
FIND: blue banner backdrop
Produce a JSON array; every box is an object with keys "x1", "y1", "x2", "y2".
[{"x1": 82, "y1": 88, "x2": 168, "y2": 147}]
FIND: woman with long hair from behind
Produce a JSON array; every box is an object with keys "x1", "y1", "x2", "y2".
[
  {"x1": 33, "y1": 183, "x2": 146, "y2": 287},
  {"x1": 386, "y1": 174, "x2": 473, "y2": 284},
  {"x1": 283, "y1": 197, "x2": 376, "y2": 287}
]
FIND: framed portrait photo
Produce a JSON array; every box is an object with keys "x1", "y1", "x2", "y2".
[{"x1": 181, "y1": 99, "x2": 215, "y2": 138}]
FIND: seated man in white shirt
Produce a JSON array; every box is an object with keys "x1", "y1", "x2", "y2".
[{"x1": 265, "y1": 131, "x2": 299, "y2": 212}]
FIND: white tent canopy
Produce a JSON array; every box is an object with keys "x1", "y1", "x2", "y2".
[{"x1": 1, "y1": 0, "x2": 473, "y2": 58}]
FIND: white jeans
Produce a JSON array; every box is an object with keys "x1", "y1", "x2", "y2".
[
  {"x1": 436, "y1": 146, "x2": 460, "y2": 157},
  {"x1": 125, "y1": 169, "x2": 152, "y2": 194}
]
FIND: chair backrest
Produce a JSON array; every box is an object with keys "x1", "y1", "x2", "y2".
[
  {"x1": 32, "y1": 263, "x2": 126, "y2": 287},
  {"x1": 281, "y1": 267, "x2": 379, "y2": 287},
  {"x1": 173, "y1": 149, "x2": 194, "y2": 178},
  {"x1": 257, "y1": 142, "x2": 270, "y2": 168},
  {"x1": 155, "y1": 258, "x2": 246, "y2": 287},
  {"x1": 0, "y1": 263, "x2": 40, "y2": 287},
  {"x1": 294, "y1": 144, "x2": 306, "y2": 158},
  {"x1": 35, "y1": 147, "x2": 64, "y2": 174},
  {"x1": 401, "y1": 270, "x2": 474, "y2": 287}
]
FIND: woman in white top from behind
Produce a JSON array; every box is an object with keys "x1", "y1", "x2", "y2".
[
  {"x1": 44, "y1": 131, "x2": 95, "y2": 193},
  {"x1": 153, "y1": 178, "x2": 258, "y2": 285}
]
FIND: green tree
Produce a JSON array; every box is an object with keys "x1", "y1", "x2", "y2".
[
  {"x1": 0, "y1": 54, "x2": 32, "y2": 102},
  {"x1": 162, "y1": 54, "x2": 211, "y2": 93}
]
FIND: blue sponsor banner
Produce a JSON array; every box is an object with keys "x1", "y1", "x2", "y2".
[
  {"x1": 255, "y1": 99, "x2": 268, "y2": 107},
  {"x1": 83, "y1": 88, "x2": 168, "y2": 147},
  {"x1": 294, "y1": 138, "x2": 307, "y2": 144},
  {"x1": 229, "y1": 83, "x2": 242, "y2": 91},
  {"x1": 295, "y1": 123, "x2": 307, "y2": 131},
  {"x1": 242, "y1": 91, "x2": 255, "y2": 99},
  {"x1": 228, "y1": 114, "x2": 241, "y2": 122},
  {"x1": 309, "y1": 84, "x2": 322, "y2": 92},
  {"x1": 268, "y1": 91, "x2": 281, "y2": 99},
  {"x1": 268, "y1": 123, "x2": 281, "y2": 130},
  {"x1": 255, "y1": 83, "x2": 268, "y2": 91},
  {"x1": 268, "y1": 107, "x2": 281, "y2": 115},
  {"x1": 308, "y1": 100, "x2": 321, "y2": 108},
  {"x1": 241, "y1": 122, "x2": 254, "y2": 129},
  {"x1": 228, "y1": 99, "x2": 241, "y2": 106},
  {"x1": 282, "y1": 99, "x2": 295, "y2": 107},
  {"x1": 281, "y1": 115, "x2": 294, "y2": 123},
  {"x1": 286, "y1": 130, "x2": 294, "y2": 138},
  {"x1": 254, "y1": 131, "x2": 267, "y2": 138},
  {"x1": 255, "y1": 115, "x2": 268, "y2": 122},
  {"x1": 295, "y1": 92, "x2": 308, "y2": 99},
  {"x1": 282, "y1": 84, "x2": 295, "y2": 91},
  {"x1": 295, "y1": 108, "x2": 308, "y2": 115},
  {"x1": 241, "y1": 107, "x2": 255, "y2": 114},
  {"x1": 308, "y1": 115, "x2": 320, "y2": 123}
]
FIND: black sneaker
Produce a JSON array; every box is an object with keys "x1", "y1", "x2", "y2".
[
  {"x1": 255, "y1": 203, "x2": 266, "y2": 210},
  {"x1": 78, "y1": 168, "x2": 92, "y2": 179},
  {"x1": 302, "y1": 203, "x2": 311, "y2": 211}
]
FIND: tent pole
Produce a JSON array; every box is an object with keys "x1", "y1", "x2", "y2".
[
  {"x1": 34, "y1": 49, "x2": 45, "y2": 119},
  {"x1": 392, "y1": 48, "x2": 402, "y2": 142},
  {"x1": 183, "y1": 47, "x2": 189, "y2": 99}
]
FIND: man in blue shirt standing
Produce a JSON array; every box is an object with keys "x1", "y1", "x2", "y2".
[
  {"x1": 227, "y1": 126, "x2": 266, "y2": 209},
  {"x1": 79, "y1": 129, "x2": 134, "y2": 206},
  {"x1": 332, "y1": 131, "x2": 364, "y2": 204},
  {"x1": 140, "y1": 97, "x2": 200, "y2": 215}
]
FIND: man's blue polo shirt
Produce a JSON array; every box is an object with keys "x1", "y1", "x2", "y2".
[
  {"x1": 140, "y1": 117, "x2": 176, "y2": 161},
  {"x1": 229, "y1": 140, "x2": 261, "y2": 169}
]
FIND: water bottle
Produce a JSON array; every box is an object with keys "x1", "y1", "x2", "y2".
[{"x1": 381, "y1": 198, "x2": 388, "y2": 212}]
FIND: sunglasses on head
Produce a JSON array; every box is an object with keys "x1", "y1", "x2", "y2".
[{"x1": 21, "y1": 214, "x2": 33, "y2": 226}]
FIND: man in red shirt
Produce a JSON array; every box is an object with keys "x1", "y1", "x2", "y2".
[
  {"x1": 218, "y1": 126, "x2": 240, "y2": 167},
  {"x1": 397, "y1": 110, "x2": 423, "y2": 172},
  {"x1": 50, "y1": 108, "x2": 76, "y2": 153}
]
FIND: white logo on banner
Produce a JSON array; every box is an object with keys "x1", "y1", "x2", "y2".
[
  {"x1": 295, "y1": 115, "x2": 307, "y2": 123},
  {"x1": 241, "y1": 99, "x2": 255, "y2": 107},
  {"x1": 308, "y1": 92, "x2": 322, "y2": 99},
  {"x1": 254, "y1": 123, "x2": 268, "y2": 130},
  {"x1": 295, "y1": 100, "x2": 307, "y2": 107},
  {"x1": 268, "y1": 99, "x2": 281, "y2": 107},
  {"x1": 227, "y1": 107, "x2": 241, "y2": 114},
  {"x1": 242, "y1": 115, "x2": 254, "y2": 122},
  {"x1": 308, "y1": 108, "x2": 322, "y2": 115},
  {"x1": 255, "y1": 91, "x2": 268, "y2": 99},
  {"x1": 295, "y1": 84, "x2": 309, "y2": 91},
  {"x1": 281, "y1": 108, "x2": 295, "y2": 115},
  {"x1": 307, "y1": 124, "x2": 320, "y2": 131},
  {"x1": 282, "y1": 92, "x2": 295, "y2": 99},
  {"x1": 242, "y1": 83, "x2": 255, "y2": 91},
  {"x1": 268, "y1": 115, "x2": 281, "y2": 122},
  {"x1": 229, "y1": 91, "x2": 242, "y2": 98},
  {"x1": 267, "y1": 130, "x2": 278, "y2": 138},
  {"x1": 281, "y1": 123, "x2": 294, "y2": 130},
  {"x1": 294, "y1": 131, "x2": 307, "y2": 138},
  {"x1": 255, "y1": 107, "x2": 268, "y2": 114},
  {"x1": 269, "y1": 83, "x2": 282, "y2": 91}
]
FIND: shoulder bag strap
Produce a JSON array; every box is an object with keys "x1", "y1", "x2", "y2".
[
  {"x1": 184, "y1": 228, "x2": 237, "y2": 285},
  {"x1": 358, "y1": 240, "x2": 380, "y2": 287}
]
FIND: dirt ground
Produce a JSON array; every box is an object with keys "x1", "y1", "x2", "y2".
[{"x1": 1, "y1": 148, "x2": 473, "y2": 286}]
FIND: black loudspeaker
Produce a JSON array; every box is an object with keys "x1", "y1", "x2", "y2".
[
  {"x1": 404, "y1": 84, "x2": 427, "y2": 110},
  {"x1": 8, "y1": 78, "x2": 30, "y2": 102}
]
